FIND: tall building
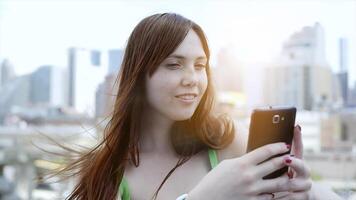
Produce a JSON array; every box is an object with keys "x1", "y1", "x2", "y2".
[
  {"x1": 348, "y1": 82, "x2": 356, "y2": 106},
  {"x1": 0, "y1": 65, "x2": 69, "y2": 124},
  {"x1": 279, "y1": 23, "x2": 327, "y2": 66},
  {"x1": 0, "y1": 59, "x2": 16, "y2": 88},
  {"x1": 263, "y1": 65, "x2": 342, "y2": 110},
  {"x1": 337, "y1": 38, "x2": 349, "y2": 106},
  {"x1": 95, "y1": 73, "x2": 118, "y2": 118},
  {"x1": 108, "y1": 49, "x2": 123, "y2": 75},
  {"x1": 320, "y1": 109, "x2": 356, "y2": 151},
  {"x1": 263, "y1": 23, "x2": 343, "y2": 110},
  {"x1": 95, "y1": 49, "x2": 123, "y2": 118},
  {"x1": 95, "y1": 82, "x2": 106, "y2": 118},
  {"x1": 295, "y1": 111, "x2": 322, "y2": 152},
  {"x1": 68, "y1": 47, "x2": 108, "y2": 117},
  {"x1": 0, "y1": 75, "x2": 31, "y2": 123},
  {"x1": 30, "y1": 65, "x2": 68, "y2": 107}
]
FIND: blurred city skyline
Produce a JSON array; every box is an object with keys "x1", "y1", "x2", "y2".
[
  {"x1": 1, "y1": 1, "x2": 356, "y2": 199},
  {"x1": 0, "y1": 0, "x2": 355, "y2": 85}
]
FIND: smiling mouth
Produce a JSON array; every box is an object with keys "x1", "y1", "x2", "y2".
[{"x1": 175, "y1": 93, "x2": 198, "y2": 101}]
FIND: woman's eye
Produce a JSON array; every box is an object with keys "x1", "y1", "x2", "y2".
[
  {"x1": 195, "y1": 64, "x2": 206, "y2": 70},
  {"x1": 166, "y1": 63, "x2": 181, "y2": 69}
]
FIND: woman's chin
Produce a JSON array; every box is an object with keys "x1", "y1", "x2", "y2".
[{"x1": 170, "y1": 112, "x2": 195, "y2": 121}]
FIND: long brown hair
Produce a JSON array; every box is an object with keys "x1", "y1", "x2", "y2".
[{"x1": 60, "y1": 13, "x2": 235, "y2": 200}]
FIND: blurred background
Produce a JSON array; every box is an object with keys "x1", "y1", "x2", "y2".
[{"x1": 0, "y1": 0, "x2": 355, "y2": 199}]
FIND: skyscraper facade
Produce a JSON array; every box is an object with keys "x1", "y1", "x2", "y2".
[
  {"x1": 68, "y1": 47, "x2": 107, "y2": 117},
  {"x1": 263, "y1": 23, "x2": 343, "y2": 110},
  {"x1": 30, "y1": 65, "x2": 68, "y2": 107},
  {"x1": 0, "y1": 59, "x2": 16, "y2": 88}
]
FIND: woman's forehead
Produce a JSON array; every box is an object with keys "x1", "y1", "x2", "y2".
[{"x1": 166, "y1": 30, "x2": 207, "y2": 60}]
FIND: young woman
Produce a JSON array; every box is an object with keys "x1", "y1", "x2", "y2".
[{"x1": 63, "y1": 13, "x2": 341, "y2": 200}]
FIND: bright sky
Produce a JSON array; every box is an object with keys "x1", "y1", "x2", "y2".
[{"x1": 0, "y1": 0, "x2": 355, "y2": 85}]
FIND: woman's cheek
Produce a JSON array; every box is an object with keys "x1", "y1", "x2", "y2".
[{"x1": 199, "y1": 73, "x2": 208, "y2": 93}]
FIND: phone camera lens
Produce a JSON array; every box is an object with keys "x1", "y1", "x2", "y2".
[{"x1": 272, "y1": 115, "x2": 280, "y2": 124}]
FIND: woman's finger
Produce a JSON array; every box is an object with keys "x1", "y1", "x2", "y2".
[
  {"x1": 284, "y1": 156, "x2": 310, "y2": 178},
  {"x1": 256, "y1": 174, "x2": 311, "y2": 194},
  {"x1": 251, "y1": 193, "x2": 274, "y2": 200},
  {"x1": 273, "y1": 191, "x2": 311, "y2": 200},
  {"x1": 291, "y1": 125, "x2": 303, "y2": 159},
  {"x1": 253, "y1": 155, "x2": 288, "y2": 178},
  {"x1": 272, "y1": 191, "x2": 290, "y2": 199},
  {"x1": 243, "y1": 142, "x2": 290, "y2": 165}
]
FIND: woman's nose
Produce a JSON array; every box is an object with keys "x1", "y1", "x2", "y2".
[{"x1": 181, "y1": 66, "x2": 198, "y2": 87}]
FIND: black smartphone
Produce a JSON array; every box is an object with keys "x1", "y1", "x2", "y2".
[{"x1": 247, "y1": 106, "x2": 296, "y2": 179}]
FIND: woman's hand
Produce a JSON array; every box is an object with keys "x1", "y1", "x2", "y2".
[
  {"x1": 274, "y1": 125, "x2": 313, "y2": 199},
  {"x1": 273, "y1": 154, "x2": 313, "y2": 199},
  {"x1": 273, "y1": 125, "x2": 342, "y2": 200},
  {"x1": 188, "y1": 141, "x2": 310, "y2": 200}
]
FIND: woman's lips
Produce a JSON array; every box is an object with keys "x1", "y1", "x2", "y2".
[{"x1": 175, "y1": 93, "x2": 197, "y2": 103}]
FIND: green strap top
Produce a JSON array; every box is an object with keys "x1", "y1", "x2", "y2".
[
  {"x1": 119, "y1": 176, "x2": 131, "y2": 200},
  {"x1": 119, "y1": 149, "x2": 219, "y2": 200}
]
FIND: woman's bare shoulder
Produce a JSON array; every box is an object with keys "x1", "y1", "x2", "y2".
[{"x1": 217, "y1": 120, "x2": 248, "y2": 161}]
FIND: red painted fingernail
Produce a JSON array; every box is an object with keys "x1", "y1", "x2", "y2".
[
  {"x1": 288, "y1": 171, "x2": 293, "y2": 179},
  {"x1": 285, "y1": 158, "x2": 292, "y2": 164},
  {"x1": 286, "y1": 144, "x2": 291, "y2": 149},
  {"x1": 297, "y1": 124, "x2": 301, "y2": 131}
]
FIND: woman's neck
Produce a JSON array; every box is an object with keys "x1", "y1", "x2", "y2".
[{"x1": 139, "y1": 107, "x2": 176, "y2": 155}]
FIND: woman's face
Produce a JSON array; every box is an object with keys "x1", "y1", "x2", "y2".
[{"x1": 145, "y1": 29, "x2": 208, "y2": 121}]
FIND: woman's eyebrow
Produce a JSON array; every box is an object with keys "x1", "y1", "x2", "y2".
[{"x1": 167, "y1": 54, "x2": 207, "y2": 60}]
